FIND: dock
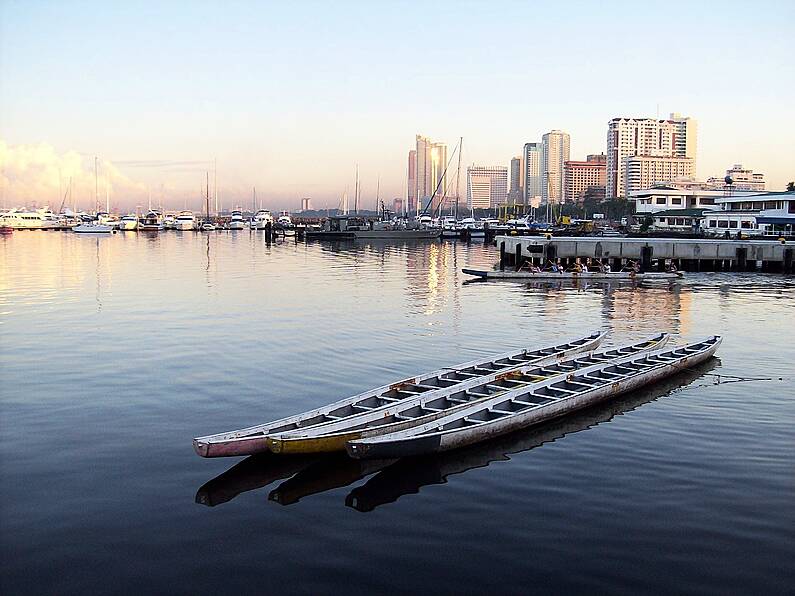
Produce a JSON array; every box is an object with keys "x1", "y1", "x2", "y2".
[{"x1": 496, "y1": 236, "x2": 794, "y2": 273}]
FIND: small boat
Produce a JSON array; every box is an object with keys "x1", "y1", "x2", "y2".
[
  {"x1": 266, "y1": 334, "x2": 668, "y2": 455},
  {"x1": 229, "y1": 210, "x2": 246, "y2": 230},
  {"x1": 139, "y1": 211, "x2": 164, "y2": 231},
  {"x1": 251, "y1": 209, "x2": 274, "y2": 229},
  {"x1": 347, "y1": 336, "x2": 722, "y2": 459},
  {"x1": 73, "y1": 222, "x2": 113, "y2": 233},
  {"x1": 118, "y1": 214, "x2": 139, "y2": 231},
  {"x1": 193, "y1": 332, "x2": 607, "y2": 458},
  {"x1": 0, "y1": 226, "x2": 13, "y2": 235},
  {"x1": 200, "y1": 221, "x2": 216, "y2": 232},
  {"x1": 175, "y1": 211, "x2": 196, "y2": 230},
  {"x1": 460, "y1": 217, "x2": 485, "y2": 238},
  {"x1": 162, "y1": 214, "x2": 177, "y2": 230},
  {"x1": 277, "y1": 212, "x2": 296, "y2": 236},
  {"x1": 462, "y1": 268, "x2": 684, "y2": 281}
]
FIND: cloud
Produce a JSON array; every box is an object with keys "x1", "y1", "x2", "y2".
[{"x1": 0, "y1": 140, "x2": 148, "y2": 211}]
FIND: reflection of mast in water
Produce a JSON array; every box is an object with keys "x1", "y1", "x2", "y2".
[
  {"x1": 345, "y1": 358, "x2": 718, "y2": 512},
  {"x1": 95, "y1": 237, "x2": 102, "y2": 311}
]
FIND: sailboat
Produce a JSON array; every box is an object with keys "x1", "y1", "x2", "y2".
[
  {"x1": 200, "y1": 172, "x2": 216, "y2": 231},
  {"x1": 73, "y1": 157, "x2": 113, "y2": 233}
]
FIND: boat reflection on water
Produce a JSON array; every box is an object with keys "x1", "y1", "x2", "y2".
[
  {"x1": 345, "y1": 357, "x2": 719, "y2": 512},
  {"x1": 268, "y1": 454, "x2": 396, "y2": 506},
  {"x1": 195, "y1": 453, "x2": 321, "y2": 507},
  {"x1": 195, "y1": 358, "x2": 717, "y2": 510}
]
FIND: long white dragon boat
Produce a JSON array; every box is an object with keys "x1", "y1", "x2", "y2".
[
  {"x1": 193, "y1": 331, "x2": 606, "y2": 457},
  {"x1": 266, "y1": 334, "x2": 669, "y2": 454},
  {"x1": 462, "y1": 268, "x2": 684, "y2": 281},
  {"x1": 346, "y1": 336, "x2": 721, "y2": 459}
]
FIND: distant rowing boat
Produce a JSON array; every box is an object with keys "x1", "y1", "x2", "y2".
[
  {"x1": 346, "y1": 337, "x2": 721, "y2": 459},
  {"x1": 462, "y1": 268, "x2": 683, "y2": 281},
  {"x1": 266, "y1": 334, "x2": 668, "y2": 454},
  {"x1": 193, "y1": 332, "x2": 606, "y2": 457}
]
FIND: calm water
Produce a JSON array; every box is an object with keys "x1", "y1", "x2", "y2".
[{"x1": 1, "y1": 231, "x2": 793, "y2": 595}]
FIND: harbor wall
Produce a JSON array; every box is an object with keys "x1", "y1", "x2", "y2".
[{"x1": 496, "y1": 236, "x2": 794, "y2": 273}]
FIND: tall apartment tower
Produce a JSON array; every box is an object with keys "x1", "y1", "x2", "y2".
[
  {"x1": 413, "y1": 135, "x2": 448, "y2": 214},
  {"x1": 521, "y1": 142, "x2": 543, "y2": 206},
  {"x1": 508, "y1": 156, "x2": 522, "y2": 204},
  {"x1": 467, "y1": 165, "x2": 508, "y2": 210},
  {"x1": 606, "y1": 114, "x2": 697, "y2": 198},
  {"x1": 541, "y1": 130, "x2": 570, "y2": 204},
  {"x1": 407, "y1": 150, "x2": 417, "y2": 213}
]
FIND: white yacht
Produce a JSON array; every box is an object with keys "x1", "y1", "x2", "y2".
[
  {"x1": 175, "y1": 211, "x2": 197, "y2": 231},
  {"x1": 276, "y1": 211, "x2": 296, "y2": 236},
  {"x1": 460, "y1": 217, "x2": 485, "y2": 238},
  {"x1": 229, "y1": 210, "x2": 246, "y2": 230},
  {"x1": 119, "y1": 214, "x2": 139, "y2": 230},
  {"x1": 73, "y1": 221, "x2": 113, "y2": 233},
  {"x1": 140, "y1": 211, "x2": 164, "y2": 231},
  {"x1": 162, "y1": 214, "x2": 177, "y2": 230},
  {"x1": 0, "y1": 208, "x2": 60, "y2": 229},
  {"x1": 250, "y1": 209, "x2": 274, "y2": 229}
]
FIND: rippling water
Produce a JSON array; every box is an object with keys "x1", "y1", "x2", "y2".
[{"x1": 1, "y1": 231, "x2": 793, "y2": 595}]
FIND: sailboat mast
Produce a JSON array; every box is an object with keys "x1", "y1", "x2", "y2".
[
  {"x1": 206, "y1": 172, "x2": 210, "y2": 221},
  {"x1": 455, "y1": 137, "x2": 462, "y2": 220},
  {"x1": 375, "y1": 175, "x2": 380, "y2": 215},
  {"x1": 213, "y1": 158, "x2": 218, "y2": 216},
  {"x1": 94, "y1": 156, "x2": 99, "y2": 214},
  {"x1": 354, "y1": 164, "x2": 359, "y2": 214}
]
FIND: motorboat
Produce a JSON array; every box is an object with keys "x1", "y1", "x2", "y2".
[
  {"x1": 73, "y1": 222, "x2": 113, "y2": 233},
  {"x1": 347, "y1": 337, "x2": 722, "y2": 459},
  {"x1": 229, "y1": 210, "x2": 246, "y2": 230},
  {"x1": 305, "y1": 215, "x2": 441, "y2": 240},
  {"x1": 162, "y1": 214, "x2": 177, "y2": 230},
  {"x1": 193, "y1": 332, "x2": 606, "y2": 457},
  {"x1": 140, "y1": 211, "x2": 164, "y2": 231},
  {"x1": 0, "y1": 208, "x2": 61, "y2": 230},
  {"x1": 460, "y1": 217, "x2": 485, "y2": 237},
  {"x1": 175, "y1": 211, "x2": 197, "y2": 231},
  {"x1": 119, "y1": 214, "x2": 139, "y2": 231},
  {"x1": 277, "y1": 212, "x2": 296, "y2": 236},
  {"x1": 200, "y1": 221, "x2": 216, "y2": 232},
  {"x1": 250, "y1": 209, "x2": 274, "y2": 229}
]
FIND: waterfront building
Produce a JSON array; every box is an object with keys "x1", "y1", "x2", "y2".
[
  {"x1": 624, "y1": 155, "x2": 695, "y2": 195},
  {"x1": 300, "y1": 197, "x2": 313, "y2": 211},
  {"x1": 705, "y1": 164, "x2": 766, "y2": 192},
  {"x1": 631, "y1": 185, "x2": 757, "y2": 214},
  {"x1": 413, "y1": 135, "x2": 448, "y2": 214},
  {"x1": 606, "y1": 114, "x2": 697, "y2": 198},
  {"x1": 508, "y1": 156, "x2": 522, "y2": 205},
  {"x1": 520, "y1": 142, "x2": 543, "y2": 206},
  {"x1": 563, "y1": 153, "x2": 606, "y2": 204},
  {"x1": 541, "y1": 130, "x2": 570, "y2": 204},
  {"x1": 467, "y1": 165, "x2": 508, "y2": 210}
]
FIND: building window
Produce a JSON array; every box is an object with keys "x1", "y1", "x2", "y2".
[
  {"x1": 709, "y1": 220, "x2": 717, "y2": 227},
  {"x1": 718, "y1": 220, "x2": 729, "y2": 228},
  {"x1": 656, "y1": 198, "x2": 667, "y2": 205},
  {"x1": 672, "y1": 198, "x2": 682, "y2": 205},
  {"x1": 729, "y1": 221, "x2": 738, "y2": 228}
]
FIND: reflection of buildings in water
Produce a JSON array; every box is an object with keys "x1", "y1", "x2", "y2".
[
  {"x1": 404, "y1": 241, "x2": 459, "y2": 318},
  {"x1": 345, "y1": 358, "x2": 717, "y2": 512},
  {"x1": 603, "y1": 284, "x2": 691, "y2": 336}
]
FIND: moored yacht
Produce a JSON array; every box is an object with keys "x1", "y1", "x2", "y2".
[
  {"x1": 229, "y1": 210, "x2": 246, "y2": 230},
  {"x1": 140, "y1": 211, "x2": 164, "y2": 231},
  {"x1": 162, "y1": 214, "x2": 177, "y2": 229},
  {"x1": 119, "y1": 214, "x2": 139, "y2": 230},
  {"x1": 276, "y1": 211, "x2": 296, "y2": 236},
  {"x1": 250, "y1": 209, "x2": 274, "y2": 229},
  {"x1": 175, "y1": 211, "x2": 197, "y2": 231}
]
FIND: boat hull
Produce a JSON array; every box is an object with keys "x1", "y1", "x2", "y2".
[
  {"x1": 462, "y1": 268, "x2": 683, "y2": 281},
  {"x1": 193, "y1": 332, "x2": 606, "y2": 458},
  {"x1": 347, "y1": 338, "x2": 721, "y2": 459},
  {"x1": 352, "y1": 230, "x2": 441, "y2": 239}
]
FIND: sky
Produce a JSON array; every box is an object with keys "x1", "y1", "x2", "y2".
[{"x1": 1, "y1": 0, "x2": 794, "y2": 212}]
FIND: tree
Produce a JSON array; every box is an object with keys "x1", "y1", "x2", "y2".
[{"x1": 787, "y1": 181, "x2": 794, "y2": 192}]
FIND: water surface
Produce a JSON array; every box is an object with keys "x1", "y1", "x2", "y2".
[{"x1": 1, "y1": 231, "x2": 793, "y2": 594}]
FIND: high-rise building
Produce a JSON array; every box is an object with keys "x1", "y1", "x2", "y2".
[
  {"x1": 624, "y1": 155, "x2": 695, "y2": 195},
  {"x1": 606, "y1": 114, "x2": 697, "y2": 198},
  {"x1": 407, "y1": 150, "x2": 417, "y2": 213},
  {"x1": 541, "y1": 130, "x2": 570, "y2": 204},
  {"x1": 706, "y1": 164, "x2": 765, "y2": 192},
  {"x1": 392, "y1": 197, "x2": 405, "y2": 214},
  {"x1": 508, "y1": 156, "x2": 522, "y2": 204},
  {"x1": 467, "y1": 165, "x2": 508, "y2": 210},
  {"x1": 520, "y1": 142, "x2": 543, "y2": 206},
  {"x1": 564, "y1": 154, "x2": 607, "y2": 204},
  {"x1": 413, "y1": 135, "x2": 448, "y2": 214},
  {"x1": 300, "y1": 197, "x2": 313, "y2": 211}
]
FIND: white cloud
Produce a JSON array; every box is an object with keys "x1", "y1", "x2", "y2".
[{"x1": 0, "y1": 140, "x2": 147, "y2": 211}]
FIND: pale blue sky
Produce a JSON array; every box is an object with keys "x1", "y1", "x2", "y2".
[{"x1": 1, "y1": 0, "x2": 793, "y2": 210}]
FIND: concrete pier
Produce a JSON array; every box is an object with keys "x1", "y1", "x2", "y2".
[{"x1": 496, "y1": 236, "x2": 794, "y2": 273}]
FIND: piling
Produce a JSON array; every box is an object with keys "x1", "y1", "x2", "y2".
[{"x1": 499, "y1": 241, "x2": 506, "y2": 271}]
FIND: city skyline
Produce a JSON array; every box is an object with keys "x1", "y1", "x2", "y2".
[{"x1": 1, "y1": 1, "x2": 793, "y2": 210}]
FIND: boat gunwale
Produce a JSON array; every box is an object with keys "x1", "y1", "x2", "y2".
[
  {"x1": 347, "y1": 336, "x2": 721, "y2": 454},
  {"x1": 192, "y1": 331, "x2": 606, "y2": 454}
]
